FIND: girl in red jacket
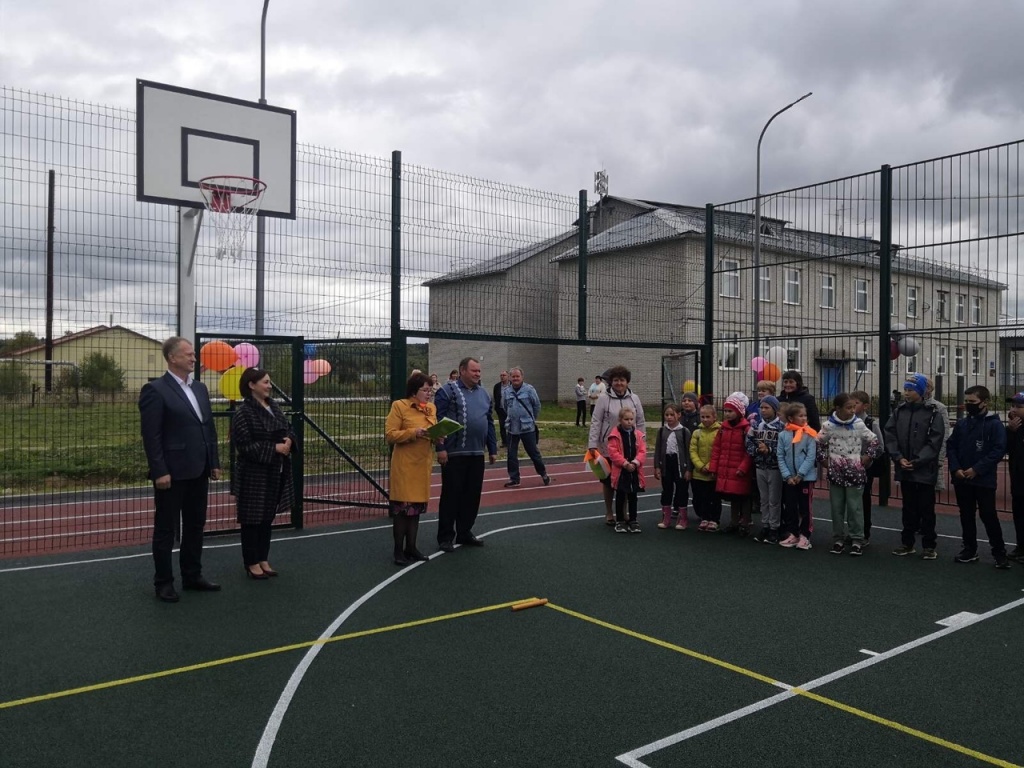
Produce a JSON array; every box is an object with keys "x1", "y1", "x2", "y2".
[
  {"x1": 607, "y1": 406, "x2": 647, "y2": 533},
  {"x1": 709, "y1": 392, "x2": 754, "y2": 536}
]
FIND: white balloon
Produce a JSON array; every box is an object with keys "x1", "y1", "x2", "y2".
[
  {"x1": 890, "y1": 322, "x2": 907, "y2": 335},
  {"x1": 897, "y1": 336, "x2": 920, "y2": 356},
  {"x1": 766, "y1": 345, "x2": 787, "y2": 368}
]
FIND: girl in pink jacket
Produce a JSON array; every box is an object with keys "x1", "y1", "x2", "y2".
[{"x1": 607, "y1": 407, "x2": 647, "y2": 534}]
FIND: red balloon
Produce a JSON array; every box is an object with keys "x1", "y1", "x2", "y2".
[
  {"x1": 200, "y1": 341, "x2": 237, "y2": 372},
  {"x1": 890, "y1": 340, "x2": 900, "y2": 360}
]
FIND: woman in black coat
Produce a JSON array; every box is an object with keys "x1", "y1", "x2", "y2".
[
  {"x1": 231, "y1": 367, "x2": 295, "y2": 580},
  {"x1": 778, "y1": 370, "x2": 822, "y2": 431}
]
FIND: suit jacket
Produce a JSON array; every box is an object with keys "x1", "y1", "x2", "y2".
[{"x1": 139, "y1": 372, "x2": 221, "y2": 481}]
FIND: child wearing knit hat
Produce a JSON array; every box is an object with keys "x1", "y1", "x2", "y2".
[
  {"x1": 709, "y1": 392, "x2": 754, "y2": 535},
  {"x1": 746, "y1": 394, "x2": 785, "y2": 543}
]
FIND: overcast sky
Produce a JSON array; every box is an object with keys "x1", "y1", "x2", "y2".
[{"x1": 3, "y1": 0, "x2": 1023, "y2": 204}]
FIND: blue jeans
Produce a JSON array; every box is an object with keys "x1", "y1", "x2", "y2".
[{"x1": 508, "y1": 430, "x2": 546, "y2": 483}]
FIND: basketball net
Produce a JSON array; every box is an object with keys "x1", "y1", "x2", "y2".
[{"x1": 197, "y1": 176, "x2": 268, "y2": 260}]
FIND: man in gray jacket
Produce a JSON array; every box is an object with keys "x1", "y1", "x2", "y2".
[
  {"x1": 884, "y1": 373, "x2": 946, "y2": 560},
  {"x1": 502, "y1": 367, "x2": 550, "y2": 488}
]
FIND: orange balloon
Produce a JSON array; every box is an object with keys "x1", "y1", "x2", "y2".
[
  {"x1": 311, "y1": 359, "x2": 331, "y2": 376},
  {"x1": 762, "y1": 362, "x2": 781, "y2": 381},
  {"x1": 200, "y1": 341, "x2": 237, "y2": 373}
]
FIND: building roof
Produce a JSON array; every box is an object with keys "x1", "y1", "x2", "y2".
[
  {"x1": 6, "y1": 325, "x2": 162, "y2": 356},
  {"x1": 422, "y1": 230, "x2": 576, "y2": 286}
]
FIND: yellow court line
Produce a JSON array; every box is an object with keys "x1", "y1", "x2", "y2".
[
  {"x1": 545, "y1": 602, "x2": 1021, "y2": 768},
  {"x1": 792, "y1": 689, "x2": 1022, "y2": 768},
  {"x1": 0, "y1": 597, "x2": 531, "y2": 711}
]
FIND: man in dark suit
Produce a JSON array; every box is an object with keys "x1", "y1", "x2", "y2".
[{"x1": 139, "y1": 337, "x2": 223, "y2": 603}]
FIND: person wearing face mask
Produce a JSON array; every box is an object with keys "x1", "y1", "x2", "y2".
[{"x1": 946, "y1": 386, "x2": 1010, "y2": 569}]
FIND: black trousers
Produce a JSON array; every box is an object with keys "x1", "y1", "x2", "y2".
[
  {"x1": 152, "y1": 475, "x2": 209, "y2": 586},
  {"x1": 900, "y1": 480, "x2": 937, "y2": 549},
  {"x1": 1014, "y1": 494, "x2": 1024, "y2": 551},
  {"x1": 437, "y1": 455, "x2": 485, "y2": 544},
  {"x1": 691, "y1": 479, "x2": 721, "y2": 523},
  {"x1": 954, "y1": 483, "x2": 1006, "y2": 556},
  {"x1": 862, "y1": 476, "x2": 874, "y2": 540},
  {"x1": 241, "y1": 523, "x2": 273, "y2": 566},
  {"x1": 495, "y1": 413, "x2": 508, "y2": 447},
  {"x1": 615, "y1": 490, "x2": 638, "y2": 522},
  {"x1": 576, "y1": 400, "x2": 587, "y2": 426},
  {"x1": 659, "y1": 455, "x2": 688, "y2": 509},
  {"x1": 782, "y1": 481, "x2": 811, "y2": 538}
]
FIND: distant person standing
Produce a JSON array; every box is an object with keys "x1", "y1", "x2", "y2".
[
  {"x1": 434, "y1": 357, "x2": 498, "y2": 551},
  {"x1": 448, "y1": 370, "x2": 459, "y2": 382},
  {"x1": 575, "y1": 377, "x2": 588, "y2": 426},
  {"x1": 493, "y1": 370, "x2": 510, "y2": 448},
  {"x1": 588, "y1": 375, "x2": 606, "y2": 419},
  {"x1": 502, "y1": 367, "x2": 549, "y2": 488},
  {"x1": 946, "y1": 386, "x2": 1010, "y2": 569},
  {"x1": 1006, "y1": 392, "x2": 1024, "y2": 562},
  {"x1": 139, "y1": 337, "x2": 222, "y2": 603},
  {"x1": 428, "y1": 373, "x2": 441, "y2": 403}
]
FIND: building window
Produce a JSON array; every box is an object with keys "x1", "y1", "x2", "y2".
[
  {"x1": 820, "y1": 274, "x2": 835, "y2": 309},
  {"x1": 785, "y1": 338, "x2": 801, "y2": 371},
  {"x1": 936, "y1": 290, "x2": 949, "y2": 321},
  {"x1": 955, "y1": 347, "x2": 964, "y2": 375},
  {"x1": 937, "y1": 346, "x2": 948, "y2": 375},
  {"x1": 956, "y1": 294, "x2": 966, "y2": 323},
  {"x1": 720, "y1": 259, "x2": 740, "y2": 298},
  {"x1": 854, "y1": 278, "x2": 869, "y2": 313},
  {"x1": 855, "y1": 338, "x2": 869, "y2": 373},
  {"x1": 905, "y1": 354, "x2": 918, "y2": 374},
  {"x1": 891, "y1": 283, "x2": 897, "y2": 316},
  {"x1": 906, "y1": 286, "x2": 918, "y2": 318},
  {"x1": 971, "y1": 296, "x2": 982, "y2": 325},
  {"x1": 759, "y1": 267, "x2": 772, "y2": 302},
  {"x1": 784, "y1": 269, "x2": 801, "y2": 305},
  {"x1": 971, "y1": 348, "x2": 981, "y2": 375},
  {"x1": 719, "y1": 341, "x2": 739, "y2": 370}
]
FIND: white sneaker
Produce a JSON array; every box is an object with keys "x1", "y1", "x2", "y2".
[
  {"x1": 795, "y1": 535, "x2": 812, "y2": 550},
  {"x1": 778, "y1": 534, "x2": 799, "y2": 548}
]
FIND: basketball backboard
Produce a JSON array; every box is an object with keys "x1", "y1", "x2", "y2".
[{"x1": 136, "y1": 80, "x2": 296, "y2": 218}]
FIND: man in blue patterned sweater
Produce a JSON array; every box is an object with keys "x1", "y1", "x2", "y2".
[{"x1": 434, "y1": 357, "x2": 498, "y2": 551}]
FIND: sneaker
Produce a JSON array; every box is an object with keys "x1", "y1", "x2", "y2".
[
  {"x1": 1008, "y1": 547, "x2": 1022, "y2": 562},
  {"x1": 778, "y1": 533, "x2": 799, "y2": 548},
  {"x1": 892, "y1": 545, "x2": 916, "y2": 557},
  {"x1": 995, "y1": 553, "x2": 1012, "y2": 570},
  {"x1": 753, "y1": 527, "x2": 770, "y2": 543},
  {"x1": 921, "y1": 548, "x2": 938, "y2": 560},
  {"x1": 698, "y1": 520, "x2": 710, "y2": 531},
  {"x1": 614, "y1": 522, "x2": 628, "y2": 533},
  {"x1": 628, "y1": 521, "x2": 642, "y2": 534},
  {"x1": 706, "y1": 521, "x2": 719, "y2": 532},
  {"x1": 849, "y1": 543, "x2": 865, "y2": 557},
  {"x1": 767, "y1": 530, "x2": 780, "y2": 545},
  {"x1": 542, "y1": 475, "x2": 551, "y2": 486},
  {"x1": 830, "y1": 542, "x2": 845, "y2": 555},
  {"x1": 954, "y1": 549, "x2": 979, "y2": 563},
  {"x1": 503, "y1": 480, "x2": 521, "y2": 488},
  {"x1": 795, "y1": 535, "x2": 812, "y2": 550}
]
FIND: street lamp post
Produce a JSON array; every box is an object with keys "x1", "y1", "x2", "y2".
[
  {"x1": 255, "y1": 0, "x2": 270, "y2": 335},
  {"x1": 753, "y1": 92, "x2": 812, "y2": 378}
]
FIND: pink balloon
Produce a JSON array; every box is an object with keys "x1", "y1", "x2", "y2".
[
  {"x1": 750, "y1": 356, "x2": 766, "y2": 374},
  {"x1": 890, "y1": 340, "x2": 900, "y2": 360},
  {"x1": 234, "y1": 342, "x2": 260, "y2": 368},
  {"x1": 302, "y1": 359, "x2": 319, "y2": 385},
  {"x1": 303, "y1": 371, "x2": 319, "y2": 384}
]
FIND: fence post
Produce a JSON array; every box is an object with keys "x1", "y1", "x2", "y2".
[
  {"x1": 45, "y1": 169, "x2": 55, "y2": 393},
  {"x1": 390, "y1": 150, "x2": 407, "y2": 401},
  {"x1": 877, "y1": 165, "x2": 893, "y2": 505},
  {"x1": 578, "y1": 190, "x2": 588, "y2": 341},
  {"x1": 291, "y1": 338, "x2": 305, "y2": 528},
  {"x1": 702, "y1": 204, "x2": 715, "y2": 399}
]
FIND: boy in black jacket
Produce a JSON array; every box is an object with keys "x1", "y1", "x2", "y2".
[{"x1": 1006, "y1": 392, "x2": 1024, "y2": 562}]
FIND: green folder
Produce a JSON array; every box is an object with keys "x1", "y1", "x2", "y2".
[{"x1": 425, "y1": 417, "x2": 465, "y2": 440}]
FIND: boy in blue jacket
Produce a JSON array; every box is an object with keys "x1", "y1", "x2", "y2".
[{"x1": 946, "y1": 385, "x2": 1010, "y2": 569}]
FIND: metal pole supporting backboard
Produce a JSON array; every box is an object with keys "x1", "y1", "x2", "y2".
[{"x1": 178, "y1": 207, "x2": 202, "y2": 341}]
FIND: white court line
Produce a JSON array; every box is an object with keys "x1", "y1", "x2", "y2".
[
  {"x1": 617, "y1": 594, "x2": 1024, "y2": 766},
  {"x1": 859, "y1": 649, "x2": 880, "y2": 656},
  {"x1": 0, "y1": 498, "x2": 643, "y2": 574},
  {"x1": 250, "y1": 510, "x2": 611, "y2": 768}
]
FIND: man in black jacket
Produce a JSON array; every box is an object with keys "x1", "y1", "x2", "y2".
[
  {"x1": 139, "y1": 337, "x2": 223, "y2": 603},
  {"x1": 493, "y1": 370, "x2": 509, "y2": 448}
]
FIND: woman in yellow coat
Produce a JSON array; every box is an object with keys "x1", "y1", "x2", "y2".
[{"x1": 385, "y1": 372, "x2": 437, "y2": 566}]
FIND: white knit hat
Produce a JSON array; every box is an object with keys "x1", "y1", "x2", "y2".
[{"x1": 723, "y1": 391, "x2": 750, "y2": 413}]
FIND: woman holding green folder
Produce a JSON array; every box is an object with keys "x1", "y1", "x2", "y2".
[{"x1": 385, "y1": 372, "x2": 438, "y2": 566}]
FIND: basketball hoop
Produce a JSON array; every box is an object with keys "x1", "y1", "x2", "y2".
[{"x1": 197, "y1": 175, "x2": 268, "y2": 260}]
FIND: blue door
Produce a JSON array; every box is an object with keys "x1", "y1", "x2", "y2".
[{"x1": 821, "y1": 364, "x2": 843, "y2": 401}]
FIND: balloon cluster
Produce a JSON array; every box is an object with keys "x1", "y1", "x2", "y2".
[
  {"x1": 889, "y1": 323, "x2": 920, "y2": 360},
  {"x1": 198, "y1": 341, "x2": 332, "y2": 401},
  {"x1": 750, "y1": 345, "x2": 788, "y2": 382}
]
